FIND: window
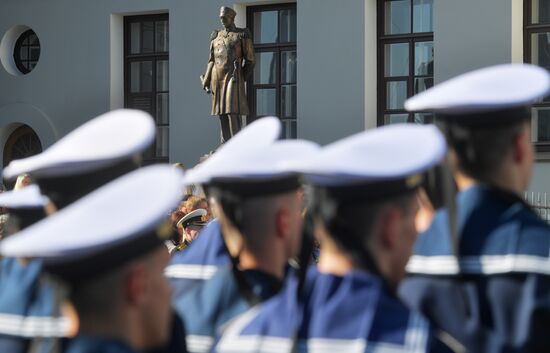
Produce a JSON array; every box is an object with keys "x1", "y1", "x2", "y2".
[
  {"x1": 377, "y1": 0, "x2": 434, "y2": 125},
  {"x1": 3, "y1": 125, "x2": 42, "y2": 168},
  {"x1": 124, "y1": 14, "x2": 169, "y2": 163},
  {"x1": 247, "y1": 4, "x2": 297, "y2": 138},
  {"x1": 14, "y1": 29, "x2": 40, "y2": 74},
  {"x1": 525, "y1": 0, "x2": 550, "y2": 152}
]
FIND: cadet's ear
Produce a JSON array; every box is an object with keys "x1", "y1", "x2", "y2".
[
  {"x1": 512, "y1": 125, "x2": 530, "y2": 164},
  {"x1": 378, "y1": 207, "x2": 401, "y2": 251},
  {"x1": 124, "y1": 264, "x2": 148, "y2": 306},
  {"x1": 275, "y1": 207, "x2": 291, "y2": 239}
]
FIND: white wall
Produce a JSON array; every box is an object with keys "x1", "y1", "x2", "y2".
[
  {"x1": 434, "y1": 0, "x2": 514, "y2": 83},
  {"x1": 0, "y1": 0, "x2": 372, "y2": 170},
  {"x1": 297, "y1": 0, "x2": 367, "y2": 145}
]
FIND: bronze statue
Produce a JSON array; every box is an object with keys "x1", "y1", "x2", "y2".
[{"x1": 200, "y1": 6, "x2": 255, "y2": 144}]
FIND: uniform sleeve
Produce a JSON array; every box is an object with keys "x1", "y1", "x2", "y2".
[
  {"x1": 208, "y1": 38, "x2": 215, "y2": 64},
  {"x1": 242, "y1": 30, "x2": 255, "y2": 80}
]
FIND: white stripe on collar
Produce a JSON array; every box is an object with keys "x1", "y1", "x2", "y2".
[
  {"x1": 187, "y1": 335, "x2": 214, "y2": 353},
  {"x1": 164, "y1": 264, "x2": 218, "y2": 279},
  {"x1": 0, "y1": 313, "x2": 70, "y2": 337},
  {"x1": 406, "y1": 254, "x2": 550, "y2": 275},
  {"x1": 215, "y1": 304, "x2": 430, "y2": 353}
]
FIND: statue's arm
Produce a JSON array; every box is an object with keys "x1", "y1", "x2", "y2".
[
  {"x1": 241, "y1": 29, "x2": 255, "y2": 80},
  {"x1": 200, "y1": 31, "x2": 217, "y2": 90}
]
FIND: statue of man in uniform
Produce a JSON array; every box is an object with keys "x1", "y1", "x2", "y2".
[{"x1": 200, "y1": 6, "x2": 255, "y2": 144}]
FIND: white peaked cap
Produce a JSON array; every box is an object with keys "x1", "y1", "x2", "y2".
[
  {"x1": 183, "y1": 139, "x2": 320, "y2": 186},
  {"x1": 182, "y1": 116, "x2": 282, "y2": 185},
  {"x1": 0, "y1": 185, "x2": 49, "y2": 209},
  {"x1": 405, "y1": 64, "x2": 550, "y2": 114},
  {"x1": 3, "y1": 109, "x2": 155, "y2": 179},
  {"x1": 301, "y1": 124, "x2": 446, "y2": 186},
  {"x1": 0, "y1": 165, "x2": 182, "y2": 261},
  {"x1": 177, "y1": 208, "x2": 208, "y2": 228}
]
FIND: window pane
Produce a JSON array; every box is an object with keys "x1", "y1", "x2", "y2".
[
  {"x1": 384, "y1": 114, "x2": 409, "y2": 124},
  {"x1": 282, "y1": 119, "x2": 297, "y2": 139},
  {"x1": 254, "y1": 52, "x2": 277, "y2": 84},
  {"x1": 19, "y1": 47, "x2": 28, "y2": 60},
  {"x1": 253, "y1": 11, "x2": 278, "y2": 44},
  {"x1": 256, "y1": 88, "x2": 277, "y2": 116},
  {"x1": 385, "y1": 43, "x2": 409, "y2": 77},
  {"x1": 414, "y1": 113, "x2": 433, "y2": 124},
  {"x1": 532, "y1": 107, "x2": 550, "y2": 142},
  {"x1": 155, "y1": 20, "x2": 169, "y2": 52},
  {"x1": 157, "y1": 60, "x2": 169, "y2": 91},
  {"x1": 130, "y1": 61, "x2": 152, "y2": 93},
  {"x1": 141, "y1": 61, "x2": 152, "y2": 91},
  {"x1": 129, "y1": 96, "x2": 153, "y2": 115},
  {"x1": 415, "y1": 41, "x2": 433, "y2": 75},
  {"x1": 531, "y1": 32, "x2": 550, "y2": 67},
  {"x1": 156, "y1": 127, "x2": 169, "y2": 158},
  {"x1": 28, "y1": 34, "x2": 39, "y2": 45},
  {"x1": 282, "y1": 85, "x2": 297, "y2": 118},
  {"x1": 142, "y1": 21, "x2": 154, "y2": 53},
  {"x1": 386, "y1": 81, "x2": 407, "y2": 109},
  {"x1": 29, "y1": 47, "x2": 40, "y2": 61},
  {"x1": 532, "y1": 0, "x2": 550, "y2": 24},
  {"x1": 156, "y1": 93, "x2": 169, "y2": 125},
  {"x1": 280, "y1": 8, "x2": 297, "y2": 42},
  {"x1": 413, "y1": 0, "x2": 433, "y2": 32},
  {"x1": 131, "y1": 22, "x2": 141, "y2": 54},
  {"x1": 130, "y1": 62, "x2": 140, "y2": 93},
  {"x1": 385, "y1": 0, "x2": 411, "y2": 34},
  {"x1": 414, "y1": 77, "x2": 434, "y2": 93},
  {"x1": 281, "y1": 51, "x2": 297, "y2": 84}
]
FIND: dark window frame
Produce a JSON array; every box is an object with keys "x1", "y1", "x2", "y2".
[
  {"x1": 124, "y1": 14, "x2": 169, "y2": 164},
  {"x1": 13, "y1": 29, "x2": 40, "y2": 75},
  {"x1": 377, "y1": 0, "x2": 434, "y2": 126},
  {"x1": 247, "y1": 3, "x2": 297, "y2": 139},
  {"x1": 524, "y1": 0, "x2": 550, "y2": 156}
]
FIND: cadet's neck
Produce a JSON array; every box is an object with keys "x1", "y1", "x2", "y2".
[
  {"x1": 316, "y1": 229, "x2": 355, "y2": 276},
  {"x1": 224, "y1": 226, "x2": 287, "y2": 280},
  {"x1": 454, "y1": 168, "x2": 524, "y2": 196},
  {"x1": 238, "y1": 246, "x2": 286, "y2": 279}
]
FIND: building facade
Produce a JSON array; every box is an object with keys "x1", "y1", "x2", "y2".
[{"x1": 0, "y1": 0, "x2": 549, "y2": 192}]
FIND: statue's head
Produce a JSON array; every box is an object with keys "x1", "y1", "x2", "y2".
[{"x1": 220, "y1": 6, "x2": 236, "y2": 27}]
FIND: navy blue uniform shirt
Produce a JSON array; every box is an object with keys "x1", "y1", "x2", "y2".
[
  {"x1": 175, "y1": 266, "x2": 282, "y2": 353},
  {"x1": 64, "y1": 335, "x2": 135, "y2": 353},
  {"x1": 212, "y1": 266, "x2": 453, "y2": 353},
  {"x1": 0, "y1": 258, "x2": 68, "y2": 353},
  {"x1": 401, "y1": 185, "x2": 550, "y2": 352},
  {"x1": 165, "y1": 220, "x2": 231, "y2": 299}
]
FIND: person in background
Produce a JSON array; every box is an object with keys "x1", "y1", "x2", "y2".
[{"x1": 177, "y1": 209, "x2": 208, "y2": 246}]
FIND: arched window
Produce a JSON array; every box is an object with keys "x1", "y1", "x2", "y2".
[{"x1": 3, "y1": 125, "x2": 42, "y2": 168}]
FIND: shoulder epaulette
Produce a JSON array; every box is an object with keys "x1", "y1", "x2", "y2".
[
  {"x1": 238, "y1": 28, "x2": 251, "y2": 39},
  {"x1": 210, "y1": 30, "x2": 219, "y2": 41}
]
